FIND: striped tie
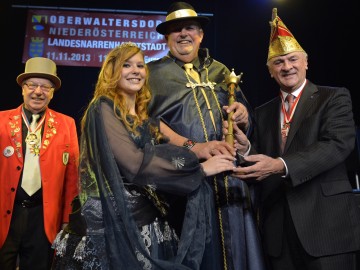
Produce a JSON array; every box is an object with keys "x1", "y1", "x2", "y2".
[
  {"x1": 286, "y1": 94, "x2": 295, "y2": 113},
  {"x1": 281, "y1": 94, "x2": 295, "y2": 153}
]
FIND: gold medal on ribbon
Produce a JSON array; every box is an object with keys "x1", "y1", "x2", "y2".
[
  {"x1": 25, "y1": 133, "x2": 38, "y2": 145},
  {"x1": 281, "y1": 123, "x2": 290, "y2": 138},
  {"x1": 25, "y1": 133, "x2": 40, "y2": 155}
]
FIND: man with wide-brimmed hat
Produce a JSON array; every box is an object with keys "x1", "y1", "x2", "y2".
[
  {"x1": 147, "y1": 2, "x2": 266, "y2": 270},
  {"x1": 232, "y1": 8, "x2": 360, "y2": 270},
  {"x1": 0, "y1": 57, "x2": 79, "y2": 269}
]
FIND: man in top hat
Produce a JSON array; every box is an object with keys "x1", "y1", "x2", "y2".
[
  {"x1": 147, "y1": 2, "x2": 266, "y2": 270},
  {"x1": 0, "y1": 57, "x2": 79, "y2": 269},
  {"x1": 232, "y1": 8, "x2": 360, "y2": 270}
]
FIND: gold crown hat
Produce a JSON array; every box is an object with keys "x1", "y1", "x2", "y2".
[
  {"x1": 267, "y1": 8, "x2": 306, "y2": 61},
  {"x1": 156, "y1": 2, "x2": 210, "y2": 35},
  {"x1": 16, "y1": 57, "x2": 61, "y2": 90}
]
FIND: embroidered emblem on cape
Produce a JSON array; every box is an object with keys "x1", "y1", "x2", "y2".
[{"x1": 172, "y1": 157, "x2": 185, "y2": 169}]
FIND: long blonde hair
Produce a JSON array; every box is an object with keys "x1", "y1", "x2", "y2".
[{"x1": 81, "y1": 43, "x2": 151, "y2": 135}]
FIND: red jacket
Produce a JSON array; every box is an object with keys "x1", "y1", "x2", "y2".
[{"x1": 0, "y1": 105, "x2": 79, "y2": 247}]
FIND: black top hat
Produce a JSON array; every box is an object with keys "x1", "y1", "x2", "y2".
[{"x1": 156, "y1": 2, "x2": 210, "y2": 35}]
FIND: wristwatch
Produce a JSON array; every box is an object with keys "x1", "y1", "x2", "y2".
[{"x1": 183, "y1": 139, "x2": 196, "y2": 149}]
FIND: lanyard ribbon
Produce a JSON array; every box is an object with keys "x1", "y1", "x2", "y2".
[
  {"x1": 21, "y1": 109, "x2": 46, "y2": 133},
  {"x1": 280, "y1": 90, "x2": 303, "y2": 128}
]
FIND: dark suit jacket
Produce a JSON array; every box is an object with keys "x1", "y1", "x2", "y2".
[{"x1": 253, "y1": 80, "x2": 360, "y2": 257}]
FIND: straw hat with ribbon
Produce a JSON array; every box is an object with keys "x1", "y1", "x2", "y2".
[{"x1": 17, "y1": 57, "x2": 61, "y2": 90}]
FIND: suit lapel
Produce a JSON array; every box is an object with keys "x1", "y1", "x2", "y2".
[
  {"x1": 273, "y1": 98, "x2": 283, "y2": 155},
  {"x1": 260, "y1": 98, "x2": 283, "y2": 156},
  {"x1": 40, "y1": 109, "x2": 60, "y2": 155},
  {"x1": 284, "y1": 81, "x2": 318, "y2": 152},
  {"x1": 7, "y1": 106, "x2": 24, "y2": 161}
]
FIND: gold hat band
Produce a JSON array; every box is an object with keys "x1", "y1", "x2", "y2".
[{"x1": 166, "y1": 9, "x2": 198, "y2": 21}]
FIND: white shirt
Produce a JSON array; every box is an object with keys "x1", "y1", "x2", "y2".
[{"x1": 279, "y1": 79, "x2": 307, "y2": 177}]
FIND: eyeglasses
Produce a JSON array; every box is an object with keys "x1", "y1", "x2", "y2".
[{"x1": 23, "y1": 82, "x2": 54, "y2": 92}]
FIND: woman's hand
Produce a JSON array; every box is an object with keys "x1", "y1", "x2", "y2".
[{"x1": 201, "y1": 154, "x2": 236, "y2": 176}]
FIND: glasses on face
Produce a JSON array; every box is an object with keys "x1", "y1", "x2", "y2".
[{"x1": 23, "y1": 82, "x2": 54, "y2": 92}]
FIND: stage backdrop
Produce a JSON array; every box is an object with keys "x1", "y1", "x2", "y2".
[{"x1": 22, "y1": 9, "x2": 167, "y2": 66}]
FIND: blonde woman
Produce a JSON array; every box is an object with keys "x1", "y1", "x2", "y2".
[{"x1": 52, "y1": 42, "x2": 235, "y2": 270}]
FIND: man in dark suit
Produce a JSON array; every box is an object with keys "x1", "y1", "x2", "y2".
[{"x1": 230, "y1": 8, "x2": 360, "y2": 270}]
